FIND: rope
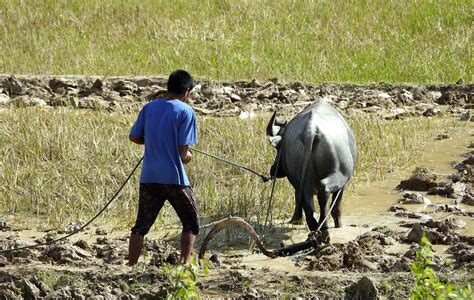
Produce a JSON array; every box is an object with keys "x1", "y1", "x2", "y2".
[
  {"x1": 194, "y1": 143, "x2": 343, "y2": 236},
  {"x1": 189, "y1": 147, "x2": 271, "y2": 182},
  {"x1": 261, "y1": 149, "x2": 342, "y2": 235},
  {"x1": 262, "y1": 150, "x2": 281, "y2": 235},
  {"x1": 315, "y1": 188, "x2": 342, "y2": 232},
  {"x1": 0, "y1": 156, "x2": 143, "y2": 254},
  {"x1": 190, "y1": 146, "x2": 279, "y2": 235}
]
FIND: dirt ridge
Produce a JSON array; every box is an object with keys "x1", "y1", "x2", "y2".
[{"x1": 1, "y1": 75, "x2": 472, "y2": 119}]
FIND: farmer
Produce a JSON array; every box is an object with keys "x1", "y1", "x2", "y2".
[{"x1": 128, "y1": 70, "x2": 199, "y2": 266}]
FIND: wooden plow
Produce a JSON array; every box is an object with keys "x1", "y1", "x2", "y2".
[{"x1": 199, "y1": 216, "x2": 328, "y2": 259}]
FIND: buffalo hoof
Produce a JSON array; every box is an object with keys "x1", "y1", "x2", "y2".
[
  {"x1": 320, "y1": 230, "x2": 330, "y2": 244},
  {"x1": 307, "y1": 230, "x2": 330, "y2": 245}
]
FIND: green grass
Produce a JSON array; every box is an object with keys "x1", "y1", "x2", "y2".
[
  {"x1": 0, "y1": 0, "x2": 471, "y2": 83},
  {"x1": 0, "y1": 107, "x2": 465, "y2": 228}
]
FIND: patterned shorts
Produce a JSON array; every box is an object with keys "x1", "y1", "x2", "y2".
[{"x1": 131, "y1": 183, "x2": 200, "y2": 236}]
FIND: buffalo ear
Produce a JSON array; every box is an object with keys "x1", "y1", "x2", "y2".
[{"x1": 268, "y1": 136, "x2": 282, "y2": 148}]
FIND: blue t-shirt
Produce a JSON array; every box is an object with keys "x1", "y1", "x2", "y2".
[{"x1": 130, "y1": 99, "x2": 197, "y2": 186}]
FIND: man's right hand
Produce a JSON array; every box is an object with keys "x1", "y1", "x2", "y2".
[
  {"x1": 178, "y1": 145, "x2": 192, "y2": 164},
  {"x1": 182, "y1": 151, "x2": 192, "y2": 164}
]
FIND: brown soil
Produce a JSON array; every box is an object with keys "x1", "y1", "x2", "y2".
[{"x1": 0, "y1": 75, "x2": 473, "y2": 299}]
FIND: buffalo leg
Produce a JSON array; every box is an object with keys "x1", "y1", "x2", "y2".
[
  {"x1": 270, "y1": 160, "x2": 286, "y2": 178},
  {"x1": 289, "y1": 189, "x2": 303, "y2": 224},
  {"x1": 331, "y1": 188, "x2": 344, "y2": 228},
  {"x1": 316, "y1": 188, "x2": 330, "y2": 231},
  {"x1": 302, "y1": 187, "x2": 318, "y2": 231},
  {"x1": 270, "y1": 162, "x2": 278, "y2": 177}
]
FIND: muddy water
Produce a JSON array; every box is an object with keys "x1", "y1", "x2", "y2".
[{"x1": 345, "y1": 129, "x2": 473, "y2": 236}]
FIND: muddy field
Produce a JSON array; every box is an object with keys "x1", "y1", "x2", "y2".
[{"x1": 0, "y1": 75, "x2": 473, "y2": 299}]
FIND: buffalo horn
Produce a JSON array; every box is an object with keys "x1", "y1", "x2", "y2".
[{"x1": 266, "y1": 111, "x2": 278, "y2": 137}]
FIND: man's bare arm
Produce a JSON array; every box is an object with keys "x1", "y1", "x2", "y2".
[
  {"x1": 178, "y1": 145, "x2": 192, "y2": 164},
  {"x1": 129, "y1": 135, "x2": 145, "y2": 145}
]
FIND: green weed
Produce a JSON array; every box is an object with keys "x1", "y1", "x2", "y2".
[
  {"x1": 410, "y1": 234, "x2": 473, "y2": 300},
  {"x1": 166, "y1": 259, "x2": 208, "y2": 300},
  {"x1": 34, "y1": 270, "x2": 60, "y2": 290}
]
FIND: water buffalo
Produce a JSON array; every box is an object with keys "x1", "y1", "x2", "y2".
[{"x1": 266, "y1": 99, "x2": 357, "y2": 233}]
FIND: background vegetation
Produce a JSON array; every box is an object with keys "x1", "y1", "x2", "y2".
[
  {"x1": 0, "y1": 0, "x2": 471, "y2": 83},
  {"x1": 0, "y1": 107, "x2": 464, "y2": 229}
]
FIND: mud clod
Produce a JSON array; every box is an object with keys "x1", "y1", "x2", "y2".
[
  {"x1": 3, "y1": 76, "x2": 23, "y2": 96},
  {"x1": 462, "y1": 194, "x2": 474, "y2": 206},
  {"x1": 73, "y1": 239, "x2": 92, "y2": 251},
  {"x1": 395, "y1": 211, "x2": 432, "y2": 220},
  {"x1": 209, "y1": 253, "x2": 220, "y2": 265},
  {"x1": 390, "y1": 257, "x2": 414, "y2": 273},
  {"x1": 307, "y1": 245, "x2": 343, "y2": 271},
  {"x1": 435, "y1": 133, "x2": 450, "y2": 140},
  {"x1": 59, "y1": 221, "x2": 85, "y2": 234},
  {"x1": 0, "y1": 220, "x2": 12, "y2": 231},
  {"x1": 42, "y1": 244, "x2": 91, "y2": 264},
  {"x1": 96, "y1": 237, "x2": 109, "y2": 245},
  {"x1": 400, "y1": 192, "x2": 431, "y2": 205},
  {"x1": 345, "y1": 276, "x2": 379, "y2": 300},
  {"x1": 388, "y1": 205, "x2": 406, "y2": 212},
  {"x1": 95, "y1": 228, "x2": 108, "y2": 235},
  {"x1": 20, "y1": 278, "x2": 41, "y2": 299},
  {"x1": 429, "y1": 181, "x2": 469, "y2": 199},
  {"x1": 405, "y1": 222, "x2": 461, "y2": 245},
  {"x1": 398, "y1": 168, "x2": 438, "y2": 191}
]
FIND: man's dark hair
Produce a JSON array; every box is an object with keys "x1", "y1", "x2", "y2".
[{"x1": 167, "y1": 70, "x2": 196, "y2": 95}]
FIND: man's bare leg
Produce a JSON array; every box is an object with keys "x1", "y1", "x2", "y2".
[
  {"x1": 181, "y1": 230, "x2": 196, "y2": 265},
  {"x1": 128, "y1": 233, "x2": 144, "y2": 266}
]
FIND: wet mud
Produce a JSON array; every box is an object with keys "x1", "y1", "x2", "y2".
[{"x1": 0, "y1": 75, "x2": 473, "y2": 298}]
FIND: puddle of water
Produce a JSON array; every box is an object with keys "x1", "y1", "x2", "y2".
[
  {"x1": 240, "y1": 254, "x2": 301, "y2": 272},
  {"x1": 345, "y1": 130, "x2": 473, "y2": 235}
]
